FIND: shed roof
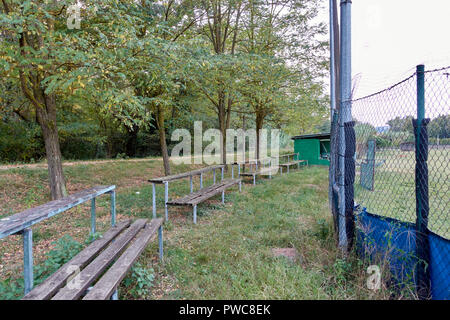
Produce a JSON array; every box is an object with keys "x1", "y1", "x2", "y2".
[{"x1": 291, "y1": 132, "x2": 330, "y2": 140}]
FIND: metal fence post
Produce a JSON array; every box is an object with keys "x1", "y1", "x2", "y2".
[
  {"x1": 193, "y1": 205, "x2": 197, "y2": 224},
  {"x1": 337, "y1": 0, "x2": 352, "y2": 252},
  {"x1": 158, "y1": 226, "x2": 163, "y2": 261},
  {"x1": 415, "y1": 64, "x2": 431, "y2": 299},
  {"x1": 110, "y1": 190, "x2": 116, "y2": 227},
  {"x1": 23, "y1": 228, "x2": 33, "y2": 294},
  {"x1": 91, "y1": 197, "x2": 96, "y2": 236},
  {"x1": 152, "y1": 183, "x2": 156, "y2": 219},
  {"x1": 164, "y1": 182, "x2": 169, "y2": 221}
]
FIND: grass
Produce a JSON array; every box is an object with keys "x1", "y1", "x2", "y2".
[
  {"x1": 0, "y1": 158, "x2": 394, "y2": 299},
  {"x1": 355, "y1": 148, "x2": 449, "y2": 238}
]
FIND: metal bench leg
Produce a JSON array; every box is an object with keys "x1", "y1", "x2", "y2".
[
  {"x1": 239, "y1": 180, "x2": 242, "y2": 192},
  {"x1": 164, "y1": 182, "x2": 169, "y2": 221},
  {"x1": 238, "y1": 164, "x2": 241, "y2": 176},
  {"x1": 110, "y1": 190, "x2": 116, "y2": 227},
  {"x1": 253, "y1": 174, "x2": 256, "y2": 185},
  {"x1": 213, "y1": 169, "x2": 216, "y2": 184},
  {"x1": 222, "y1": 190, "x2": 225, "y2": 203},
  {"x1": 193, "y1": 205, "x2": 197, "y2": 224},
  {"x1": 287, "y1": 165, "x2": 290, "y2": 174},
  {"x1": 23, "y1": 228, "x2": 33, "y2": 295},
  {"x1": 200, "y1": 173, "x2": 203, "y2": 189},
  {"x1": 190, "y1": 176, "x2": 193, "y2": 193},
  {"x1": 281, "y1": 167, "x2": 283, "y2": 175},
  {"x1": 152, "y1": 183, "x2": 156, "y2": 219},
  {"x1": 221, "y1": 167, "x2": 224, "y2": 180},
  {"x1": 111, "y1": 290, "x2": 118, "y2": 300},
  {"x1": 158, "y1": 226, "x2": 163, "y2": 261},
  {"x1": 91, "y1": 198, "x2": 96, "y2": 236}
]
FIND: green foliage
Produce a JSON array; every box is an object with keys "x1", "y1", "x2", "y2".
[
  {"x1": 122, "y1": 262, "x2": 155, "y2": 299},
  {"x1": 34, "y1": 235, "x2": 83, "y2": 285},
  {"x1": 0, "y1": 235, "x2": 83, "y2": 300},
  {"x1": 428, "y1": 114, "x2": 450, "y2": 138},
  {"x1": 0, "y1": 0, "x2": 329, "y2": 168},
  {"x1": 0, "y1": 120, "x2": 43, "y2": 162},
  {"x1": 387, "y1": 116, "x2": 414, "y2": 133}
]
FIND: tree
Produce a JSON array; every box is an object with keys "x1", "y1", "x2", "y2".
[
  {"x1": 1, "y1": 0, "x2": 71, "y2": 199},
  {"x1": 193, "y1": 0, "x2": 244, "y2": 164},
  {"x1": 387, "y1": 116, "x2": 414, "y2": 133},
  {"x1": 429, "y1": 114, "x2": 450, "y2": 139},
  {"x1": 0, "y1": 1, "x2": 149, "y2": 198}
]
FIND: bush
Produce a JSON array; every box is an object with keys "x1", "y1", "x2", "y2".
[{"x1": 0, "y1": 121, "x2": 44, "y2": 163}]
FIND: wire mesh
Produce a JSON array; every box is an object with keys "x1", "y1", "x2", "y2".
[
  {"x1": 350, "y1": 66, "x2": 450, "y2": 299},
  {"x1": 352, "y1": 74, "x2": 418, "y2": 226}
]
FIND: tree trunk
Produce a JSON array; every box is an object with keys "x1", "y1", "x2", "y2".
[
  {"x1": 35, "y1": 93, "x2": 67, "y2": 200},
  {"x1": 255, "y1": 112, "x2": 264, "y2": 161},
  {"x1": 156, "y1": 105, "x2": 171, "y2": 175},
  {"x1": 125, "y1": 124, "x2": 139, "y2": 157},
  {"x1": 217, "y1": 90, "x2": 227, "y2": 166}
]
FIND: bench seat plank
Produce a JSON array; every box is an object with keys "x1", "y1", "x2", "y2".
[
  {"x1": 148, "y1": 165, "x2": 225, "y2": 184},
  {"x1": 52, "y1": 219, "x2": 147, "y2": 300},
  {"x1": 167, "y1": 179, "x2": 240, "y2": 206},
  {"x1": 167, "y1": 184, "x2": 221, "y2": 205},
  {"x1": 0, "y1": 186, "x2": 115, "y2": 239},
  {"x1": 279, "y1": 160, "x2": 306, "y2": 167},
  {"x1": 188, "y1": 179, "x2": 240, "y2": 205},
  {"x1": 82, "y1": 219, "x2": 163, "y2": 300},
  {"x1": 239, "y1": 167, "x2": 278, "y2": 176},
  {"x1": 22, "y1": 220, "x2": 131, "y2": 300}
]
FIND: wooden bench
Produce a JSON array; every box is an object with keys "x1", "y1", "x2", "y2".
[
  {"x1": 148, "y1": 165, "x2": 226, "y2": 221},
  {"x1": 167, "y1": 178, "x2": 241, "y2": 224},
  {"x1": 277, "y1": 153, "x2": 308, "y2": 174},
  {"x1": 235, "y1": 158, "x2": 278, "y2": 185},
  {"x1": 24, "y1": 218, "x2": 163, "y2": 300},
  {"x1": 0, "y1": 186, "x2": 163, "y2": 300}
]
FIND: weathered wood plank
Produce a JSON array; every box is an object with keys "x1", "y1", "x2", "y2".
[
  {"x1": 188, "y1": 179, "x2": 241, "y2": 205},
  {"x1": 82, "y1": 219, "x2": 163, "y2": 300},
  {"x1": 51, "y1": 219, "x2": 147, "y2": 300},
  {"x1": 240, "y1": 167, "x2": 278, "y2": 176},
  {"x1": 0, "y1": 186, "x2": 115, "y2": 239},
  {"x1": 167, "y1": 183, "x2": 220, "y2": 205},
  {"x1": 22, "y1": 220, "x2": 131, "y2": 300},
  {"x1": 279, "y1": 153, "x2": 298, "y2": 158},
  {"x1": 167, "y1": 179, "x2": 240, "y2": 206},
  {"x1": 148, "y1": 165, "x2": 225, "y2": 183},
  {"x1": 279, "y1": 160, "x2": 306, "y2": 167}
]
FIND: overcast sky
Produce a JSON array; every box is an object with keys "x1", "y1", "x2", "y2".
[{"x1": 318, "y1": 0, "x2": 450, "y2": 99}]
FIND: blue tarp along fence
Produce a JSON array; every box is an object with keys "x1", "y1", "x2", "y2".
[{"x1": 350, "y1": 65, "x2": 450, "y2": 300}]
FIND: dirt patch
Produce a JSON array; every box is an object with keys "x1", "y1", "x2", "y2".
[{"x1": 271, "y1": 248, "x2": 301, "y2": 263}]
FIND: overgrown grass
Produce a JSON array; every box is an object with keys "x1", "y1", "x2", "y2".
[
  {"x1": 0, "y1": 159, "x2": 393, "y2": 299},
  {"x1": 355, "y1": 148, "x2": 449, "y2": 238}
]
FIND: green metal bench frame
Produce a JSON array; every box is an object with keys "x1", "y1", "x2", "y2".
[
  {"x1": 148, "y1": 165, "x2": 226, "y2": 221},
  {"x1": 0, "y1": 186, "x2": 117, "y2": 296}
]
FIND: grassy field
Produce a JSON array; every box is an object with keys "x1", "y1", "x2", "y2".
[
  {"x1": 0, "y1": 158, "x2": 394, "y2": 299},
  {"x1": 355, "y1": 148, "x2": 449, "y2": 238}
]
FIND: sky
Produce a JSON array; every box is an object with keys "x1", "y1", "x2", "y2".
[{"x1": 317, "y1": 0, "x2": 450, "y2": 99}]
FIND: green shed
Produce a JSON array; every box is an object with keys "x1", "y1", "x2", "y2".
[{"x1": 291, "y1": 133, "x2": 330, "y2": 166}]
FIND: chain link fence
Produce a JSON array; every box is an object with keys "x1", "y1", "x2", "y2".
[{"x1": 351, "y1": 66, "x2": 449, "y2": 299}]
